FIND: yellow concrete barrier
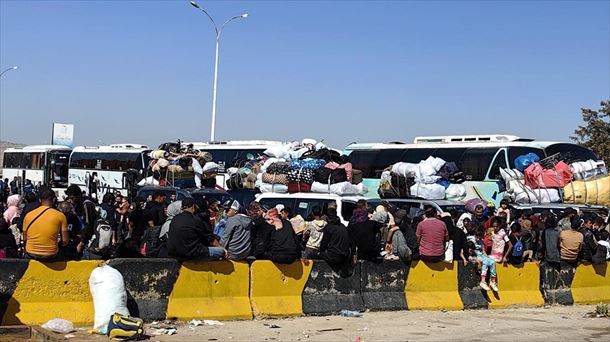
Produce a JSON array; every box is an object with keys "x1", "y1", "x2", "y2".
[
  {"x1": 166, "y1": 261, "x2": 251, "y2": 320},
  {"x1": 571, "y1": 262, "x2": 610, "y2": 304},
  {"x1": 486, "y1": 262, "x2": 544, "y2": 308},
  {"x1": 405, "y1": 261, "x2": 463, "y2": 310},
  {"x1": 1, "y1": 261, "x2": 99, "y2": 326},
  {"x1": 249, "y1": 260, "x2": 312, "y2": 317}
]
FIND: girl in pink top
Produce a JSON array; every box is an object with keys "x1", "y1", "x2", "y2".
[{"x1": 491, "y1": 221, "x2": 512, "y2": 263}]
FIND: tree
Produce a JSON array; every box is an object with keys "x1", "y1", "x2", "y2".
[{"x1": 571, "y1": 100, "x2": 610, "y2": 166}]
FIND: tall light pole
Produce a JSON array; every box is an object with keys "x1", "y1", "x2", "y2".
[
  {"x1": 0, "y1": 66, "x2": 18, "y2": 79},
  {"x1": 190, "y1": 1, "x2": 248, "y2": 142}
]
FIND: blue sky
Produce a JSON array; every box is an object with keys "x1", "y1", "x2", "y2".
[{"x1": 1, "y1": 0, "x2": 609, "y2": 149}]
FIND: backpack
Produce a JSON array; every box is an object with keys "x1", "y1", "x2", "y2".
[
  {"x1": 512, "y1": 236, "x2": 523, "y2": 257},
  {"x1": 107, "y1": 313, "x2": 144, "y2": 341},
  {"x1": 90, "y1": 218, "x2": 113, "y2": 253},
  {"x1": 141, "y1": 226, "x2": 165, "y2": 258}
]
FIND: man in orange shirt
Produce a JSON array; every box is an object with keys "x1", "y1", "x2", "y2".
[{"x1": 23, "y1": 188, "x2": 69, "y2": 261}]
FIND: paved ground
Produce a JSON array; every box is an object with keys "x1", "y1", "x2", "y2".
[{"x1": 2, "y1": 305, "x2": 609, "y2": 342}]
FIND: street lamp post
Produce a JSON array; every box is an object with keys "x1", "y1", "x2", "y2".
[
  {"x1": 0, "y1": 66, "x2": 18, "y2": 79},
  {"x1": 190, "y1": 1, "x2": 248, "y2": 142}
]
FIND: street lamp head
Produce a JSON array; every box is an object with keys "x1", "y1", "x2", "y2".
[
  {"x1": 190, "y1": 1, "x2": 200, "y2": 9},
  {"x1": 241, "y1": 13, "x2": 249, "y2": 18},
  {"x1": 12, "y1": 66, "x2": 18, "y2": 70}
]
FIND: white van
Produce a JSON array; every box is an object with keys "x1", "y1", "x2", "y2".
[{"x1": 255, "y1": 193, "x2": 367, "y2": 226}]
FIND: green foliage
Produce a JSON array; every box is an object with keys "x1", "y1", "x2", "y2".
[{"x1": 571, "y1": 100, "x2": 610, "y2": 166}]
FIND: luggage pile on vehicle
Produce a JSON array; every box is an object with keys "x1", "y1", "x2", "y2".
[
  {"x1": 226, "y1": 139, "x2": 368, "y2": 196},
  {"x1": 500, "y1": 152, "x2": 609, "y2": 206},
  {"x1": 378, "y1": 156, "x2": 467, "y2": 200},
  {"x1": 140, "y1": 141, "x2": 220, "y2": 188}
]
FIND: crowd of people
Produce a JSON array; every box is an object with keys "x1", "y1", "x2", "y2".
[{"x1": 1, "y1": 184, "x2": 609, "y2": 291}]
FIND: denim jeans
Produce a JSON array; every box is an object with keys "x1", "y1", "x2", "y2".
[{"x1": 207, "y1": 247, "x2": 226, "y2": 260}]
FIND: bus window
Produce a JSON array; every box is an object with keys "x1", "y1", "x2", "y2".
[
  {"x1": 401, "y1": 148, "x2": 437, "y2": 163},
  {"x1": 3, "y1": 152, "x2": 22, "y2": 168},
  {"x1": 544, "y1": 143, "x2": 598, "y2": 164},
  {"x1": 459, "y1": 148, "x2": 498, "y2": 181},
  {"x1": 348, "y1": 150, "x2": 378, "y2": 178},
  {"x1": 430, "y1": 148, "x2": 467, "y2": 164},
  {"x1": 487, "y1": 149, "x2": 508, "y2": 180},
  {"x1": 373, "y1": 149, "x2": 406, "y2": 178},
  {"x1": 341, "y1": 201, "x2": 356, "y2": 222},
  {"x1": 507, "y1": 147, "x2": 545, "y2": 169},
  {"x1": 258, "y1": 198, "x2": 296, "y2": 213},
  {"x1": 30, "y1": 153, "x2": 44, "y2": 170}
]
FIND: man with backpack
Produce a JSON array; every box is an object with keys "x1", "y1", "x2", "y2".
[
  {"x1": 507, "y1": 223, "x2": 525, "y2": 265},
  {"x1": 22, "y1": 188, "x2": 69, "y2": 261},
  {"x1": 86, "y1": 193, "x2": 118, "y2": 260},
  {"x1": 64, "y1": 184, "x2": 98, "y2": 256}
]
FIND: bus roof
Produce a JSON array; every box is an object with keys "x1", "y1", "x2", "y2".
[
  {"x1": 345, "y1": 139, "x2": 563, "y2": 151},
  {"x1": 185, "y1": 140, "x2": 285, "y2": 149},
  {"x1": 4, "y1": 145, "x2": 72, "y2": 153},
  {"x1": 72, "y1": 144, "x2": 149, "y2": 153}
]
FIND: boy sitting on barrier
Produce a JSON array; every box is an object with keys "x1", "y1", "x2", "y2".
[{"x1": 465, "y1": 228, "x2": 499, "y2": 292}]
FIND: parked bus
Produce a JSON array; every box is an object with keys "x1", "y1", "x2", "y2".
[
  {"x1": 1, "y1": 145, "x2": 72, "y2": 198},
  {"x1": 184, "y1": 140, "x2": 284, "y2": 189},
  {"x1": 68, "y1": 144, "x2": 151, "y2": 200},
  {"x1": 343, "y1": 134, "x2": 598, "y2": 206}
]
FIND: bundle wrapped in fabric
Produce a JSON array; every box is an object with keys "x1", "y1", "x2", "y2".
[
  {"x1": 325, "y1": 162, "x2": 353, "y2": 181},
  {"x1": 511, "y1": 187, "x2": 561, "y2": 204},
  {"x1": 524, "y1": 161, "x2": 573, "y2": 189},
  {"x1": 570, "y1": 160, "x2": 608, "y2": 181},
  {"x1": 257, "y1": 180, "x2": 288, "y2": 193},
  {"x1": 313, "y1": 167, "x2": 348, "y2": 184},
  {"x1": 445, "y1": 184, "x2": 467, "y2": 201},
  {"x1": 391, "y1": 162, "x2": 418, "y2": 178},
  {"x1": 290, "y1": 159, "x2": 326, "y2": 170},
  {"x1": 500, "y1": 168, "x2": 525, "y2": 193},
  {"x1": 288, "y1": 183, "x2": 311, "y2": 193},
  {"x1": 437, "y1": 162, "x2": 465, "y2": 183},
  {"x1": 311, "y1": 181, "x2": 367, "y2": 196},
  {"x1": 287, "y1": 168, "x2": 315, "y2": 184},
  {"x1": 266, "y1": 162, "x2": 291, "y2": 175},
  {"x1": 409, "y1": 183, "x2": 446, "y2": 200},
  {"x1": 262, "y1": 173, "x2": 289, "y2": 185},
  {"x1": 563, "y1": 176, "x2": 610, "y2": 207}
]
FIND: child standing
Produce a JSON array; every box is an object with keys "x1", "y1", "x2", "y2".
[
  {"x1": 491, "y1": 221, "x2": 512, "y2": 263},
  {"x1": 495, "y1": 199, "x2": 511, "y2": 223}
]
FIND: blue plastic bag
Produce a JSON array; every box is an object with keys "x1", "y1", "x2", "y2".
[
  {"x1": 514, "y1": 153, "x2": 540, "y2": 171},
  {"x1": 436, "y1": 179, "x2": 451, "y2": 189}
]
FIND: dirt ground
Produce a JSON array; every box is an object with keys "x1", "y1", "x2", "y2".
[{"x1": 4, "y1": 305, "x2": 609, "y2": 342}]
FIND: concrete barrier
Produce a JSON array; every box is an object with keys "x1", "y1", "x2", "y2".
[
  {"x1": 166, "y1": 260, "x2": 251, "y2": 320},
  {"x1": 485, "y1": 263, "x2": 544, "y2": 308},
  {"x1": 107, "y1": 258, "x2": 180, "y2": 320},
  {"x1": 360, "y1": 260, "x2": 408, "y2": 311},
  {"x1": 1, "y1": 260, "x2": 99, "y2": 326},
  {"x1": 0, "y1": 259, "x2": 30, "y2": 325},
  {"x1": 405, "y1": 261, "x2": 463, "y2": 310},
  {"x1": 249, "y1": 260, "x2": 312, "y2": 317},
  {"x1": 571, "y1": 262, "x2": 610, "y2": 304},
  {"x1": 539, "y1": 262, "x2": 575, "y2": 305},
  {"x1": 457, "y1": 262, "x2": 488, "y2": 309},
  {"x1": 302, "y1": 261, "x2": 363, "y2": 314}
]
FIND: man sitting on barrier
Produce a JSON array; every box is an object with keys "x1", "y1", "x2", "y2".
[
  {"x1": 318, "y1": 207, "x2": 351, "y2": 268},
  {"x1": 559, "y1": 219, "x2": 584, "y2": 267},
  {"x1": 220, "y1": 200, "x2": 252, "y2": 260},
  {"x1": 263, "y1": 208, "x2": 300, "y2": 264},
  {"x1": 416, "y1": 206, "x2": 448, "y2": 263},
  {"x1": 348, "y1": 200, "x2": 383, "y2": 261},
  {"x1": 248, "y1": 202, "x2": 273, "y2": 260},
  {"x1": 22, "y1": 187, "x2": 69, "y2": 262},
  {"x1": 167, "y1": 198, "x2": 227, "y2": 261}
]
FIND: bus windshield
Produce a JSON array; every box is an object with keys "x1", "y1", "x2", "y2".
[{"x1": 48, "y1": 150, "x2": 71, "y2": 187}]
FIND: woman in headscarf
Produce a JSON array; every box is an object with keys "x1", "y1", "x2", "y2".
[
  {"x1": 159, "y1": 200, "x2": 183, "y2": 239},
  {"x1": 3, "y1": 194, "x2": 22, "y2": 226}
]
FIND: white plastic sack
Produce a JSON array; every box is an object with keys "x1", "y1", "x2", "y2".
[
  {"x1": 512, "y1": 186, "x2": 561, "y2": 204},
  {"x1": 424, "y1": 156, "x2": 446, "y2": 172},
  {"x1": 500, "y1": 168, "x2": 524, "y2": 182},
  {"x1": 137, "y1": 176, "x2": 159, "y2": 186},
  {"x1": 444, "y1": 240, "x2": 454, "y2": 263},
  {"x1": 310, "y1": 181, "x2": 367, "y2": 196},
  {"x1": 414, "y1": 174, "x2": 442, "y2": 184},
  {"x1": 192, "y1": 158, "x2": 203, "y2": 174},
  {"x1": 42, "y1": 319, "x2": 75, "y2": 334},
  {"x1": 570, "y1": 160, "x2": 608, "y2": 180},
  {"x1": 203, "y1": 161, "x2": 220, "y2": 173},
  {"x1": 89, "y1": 265, "x2": 129, "y2": 331},
  {"x1": 391, "y1": 162, "x2": 418, "y2": 178},
  {"x1": 445, "y1": 184, "x2": 467, "y2": 200},
  {"x1": 226, "y1": 167, "x2": 239, "y2": 176},
  {"x1": 409, "y1": 183, "x2": 446, "y2": 200},
  {"x1": 256, "y1": 181, "x2": 288, "y2": 193}
]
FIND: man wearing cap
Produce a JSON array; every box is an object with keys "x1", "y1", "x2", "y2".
[
  {"x1": 220, "y1": 200, "x2": 253, "y2": 260},
  {"x1": 167, "y1": 198, "x2": 227, "y2": 261}
]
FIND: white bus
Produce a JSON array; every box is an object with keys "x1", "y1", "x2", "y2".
[
  {"x1": 68, "y1": 144, "x2": 151, "y2": 200},
  {"x1": 184, "y1": 140, "x2": 284, "y2": 189},
  {"x1": 343, "y1": 134, "x2": 598, "y2": 206},
  {"x1": 1, "y1": 145, "x2": 72, "y2": 197}
]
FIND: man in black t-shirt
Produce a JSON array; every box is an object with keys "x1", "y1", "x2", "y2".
[{"x1": 145, "y1": 192, "x2": 167, "y2": 227}]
